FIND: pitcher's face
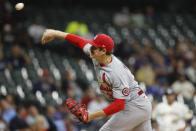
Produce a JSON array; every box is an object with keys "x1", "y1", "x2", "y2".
[{"x1": 90, "y1": 46, "x2": 106, "y2": 59}]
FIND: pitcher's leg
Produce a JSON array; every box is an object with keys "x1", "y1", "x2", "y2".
[
  {"x1": 99, "y1": 94, "x2": 152, "y2": 131},
  {"x1": 99, "y1": 106, "x2": 150, "y2": 131},
  {"x1": 131, "y1": 119, "x2": 152, "y2": 131}
]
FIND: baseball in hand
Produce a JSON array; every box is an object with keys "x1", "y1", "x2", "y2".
[{"x1": 15, "y1": 3, "x2": 24, "y2": 11}]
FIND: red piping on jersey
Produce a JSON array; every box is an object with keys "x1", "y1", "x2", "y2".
[
  {"x1": 102, "y1": 73, "x2": 110, "y2": 87},
  {"x1": 100, "y1": 57, "x2": 112, "y2": 67},
  {"x1": 103, "y1": 99, "x2": 125, "y2": 116},
  {"x1": 65, "y1": 34, "x2": 87, "y2": 49}
]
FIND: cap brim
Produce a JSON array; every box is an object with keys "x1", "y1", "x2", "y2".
[{"x1": 88, "y1": 40, "x2": 102, "y2": 48}]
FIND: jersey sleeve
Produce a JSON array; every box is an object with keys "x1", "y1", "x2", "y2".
[
  {"x1": 102, "y1": 99, "x2": 125, "y2": 116},
  {"x1": 65, "y1": 34, "x2": 92, "y2": 56},
  {"x1": 83, "y1": 43, "x2": 92, "y2": 56}
]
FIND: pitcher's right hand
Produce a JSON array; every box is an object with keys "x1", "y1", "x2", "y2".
[{"x1": 41, "y1": 29, "x2": 56, "y2": 45}]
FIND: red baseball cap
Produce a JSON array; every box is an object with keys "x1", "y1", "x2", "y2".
[{"x1": 90, "y1": 34, "x2": 114, "y2": 51}]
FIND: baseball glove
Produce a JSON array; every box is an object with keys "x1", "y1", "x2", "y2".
[{"x1": 65, "y1": 98, "x2": 88, "y2": 123}]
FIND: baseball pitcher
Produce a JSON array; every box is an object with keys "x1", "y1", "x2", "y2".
[{"x1": 42, "y1": 29, "x2": 152, "y2": 131}]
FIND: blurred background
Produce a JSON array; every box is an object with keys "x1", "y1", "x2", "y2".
[{"x1": 0, "y1": 0, "x2": 196, "y2": 130}]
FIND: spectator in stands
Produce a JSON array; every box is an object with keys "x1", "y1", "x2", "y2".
[
  {"x1": 54, "y1": 81, "x2": 63, "y2": 92},
  {"x1": 26, "y1": 105, "x2": 48, "y2": 130},
  {"x1": 46, "y1": 105, "x2": 68, "y2": 131},
  {"x1": 2, "y1": 24, "x2": 15, "y2": 46},
  {"x1": 65, "y1": 86, "x2": 76, "y2": 99},
  {"x1": 46, "y1": 105, "x2": 57, "y2": 131},
  {"x1": 5, "y1": 94, "x2": 15, "y2": 109},
  {"x1": 0, "y1": 117, "x2": 7, "y2": 131},
  {"x1": 8, "y1": 45, "x2": 31, "y2": 70},
  {"x1": 130, "y1": 9, "x2": 146, "y2": 28},
  {"x1": 186, "y1": 60, "x2": 196, "y2": 85},
  {"x1": 173, "y1": 44, "x2": 185, "y2": 60},
  {"x1": 0, "y1": 98, "x2": 16, "y2": 124},
  {"x1": 0, "y1": 107, "x2": 7, "y2": 131},
  {"x1": 62, "y1": 69, "x2": 76, "y2": 89},
  {"x1": 65, "y1": 119, "x2": 76, "y2": 131},
  {"x1": 171, "y1": 73, "x2": 195, "y2": 100},
  {"x1": 28, "y1": 19, "x2": 46, "y2": 44},
  {"x1": 164, "y1": 49, "x2": 175, "y2": 71},
  {"x1": 55, "y1": 105, "x2": 72, "y2": 131},
  {"x1": 65, "y1": 20, "x2": 89, "y2": 37},
  {"x1": 81, "y1": 88, "x2": 96, "y2": 107},
  {"x1": 143, "y1": 43, "x2": 154, "y2": 61},
  {"x1": 153, "y1": 55, "x2": 170, "y2": 84},
  {"x1": 134, "y1": 51, "x2": 149, "y2": 70},
  {"x1": 9, "y1": 106, "x2": 29, "y2": 131},
  {"x1": 63, "y1": 69, "x2": 83, "y2": 101},
  {"x1": 54, "y1": 104, "x2": 67, "y2": 120},
  {"x1": 146, "y1": 79, "x2": 165, "y2": 101},
  {"x1": 64, "y1": 112, "x2": 79, "y2": 131},
  {"x1": 152, "y1": 89, "x2": 193, "y2": 131},
  {"x1": 113, "y1": 6, "x2": 130, "y2": 27},
  {"x1": 168, "y1": 59, "x2": 185, "y2": 84},
  {"x1": 26, "y1": 105, "x2": 38, "y2": 126},
  {"x1": 135, "y1": 61, "x2": 156, "y2": 86},
  {"x1": 178, "y1": 38, "x2": 195, "y2": 61},
  {"x1": 33, "y1": 68, "x2": 56, "y2": 95},
  {"x1": 35, "y1": 115, "x2": 48, "y2": 131}
]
